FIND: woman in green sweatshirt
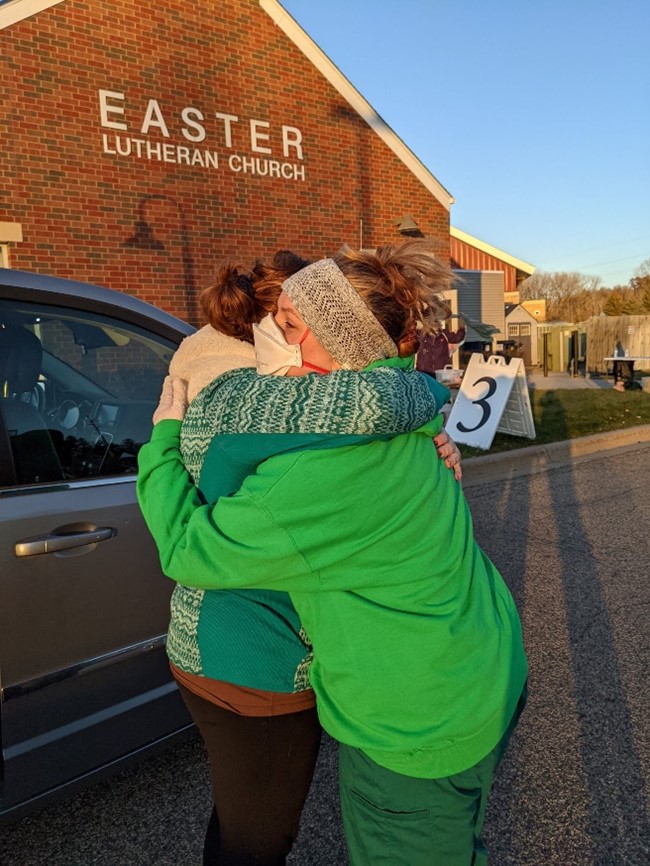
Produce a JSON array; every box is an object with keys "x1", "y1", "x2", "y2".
[
  {"x1": 138, "y1": 241, "x2": 527, "y2": 866},
  {"x1": 159, "y1": 251, "x2": 458, "y2": 866}
]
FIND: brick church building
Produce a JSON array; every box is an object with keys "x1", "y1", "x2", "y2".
[{"x1": 2, "y1": 0, "x2": 454, "y2": 323}]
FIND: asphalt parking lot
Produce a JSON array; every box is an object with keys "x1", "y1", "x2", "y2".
[{"x1": 3, "y1": 443, "x2": 649, "y2": 866}]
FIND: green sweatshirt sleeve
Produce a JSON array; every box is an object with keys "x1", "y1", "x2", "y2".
[{"x1": 137, "y1": 420, "x2": 320, "y2": 591}]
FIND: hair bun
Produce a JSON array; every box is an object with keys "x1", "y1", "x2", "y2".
[
  {"x1": 333, "y1": 239, "x2": 454, "y2": 355},
  {"x1": 236, "y1": 273, "x2": 255, "y2": 298}
]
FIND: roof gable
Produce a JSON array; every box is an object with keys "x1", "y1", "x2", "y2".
[
  {"x1": 451, "y1": 227, "x2": 535, "y2": 274},
  {"x1": 505, "y1": 304, "x2": 537, "y2": 323},
  {"x1": 260, "y1": 0, "x2": 454, "y2": 211}
]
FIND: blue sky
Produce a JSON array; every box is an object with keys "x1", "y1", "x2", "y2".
[{"x1": 281, "y1": 0, "x2": 650, "y2": 288}]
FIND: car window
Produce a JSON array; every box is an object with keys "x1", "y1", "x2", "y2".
[{"x1": 0, "y1": 300, "x2": 176, "y2": 486}]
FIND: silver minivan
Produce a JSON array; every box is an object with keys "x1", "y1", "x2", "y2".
[{"x1": 0, "y1": 269, "x2": 195, "y2": 820}]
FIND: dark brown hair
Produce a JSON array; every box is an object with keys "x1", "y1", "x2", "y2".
[
  {"x1": 332, "y1": 239, "x2": 453, "y2": 356},
  {"x1": 200, "y1": 250, "x2": 311, "y2": 343}
]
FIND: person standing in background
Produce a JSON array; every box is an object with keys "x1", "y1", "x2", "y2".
[{"x1": 416, "y1": 316, "x2": 466, "y2": 374}]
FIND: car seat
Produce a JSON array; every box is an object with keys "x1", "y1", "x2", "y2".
[{"x1": 0, "y1": 323, "x2": 64, "y2": 484}]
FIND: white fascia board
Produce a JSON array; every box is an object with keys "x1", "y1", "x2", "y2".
[
  {"x1": 451, "y1": 227, "x2": 535, "y2": 274},
  {"x1": 453, "y1": 268, "x2": 505, "y2": 276},
  {"x1": 260, "y1": 0, "x2": 454, "y2": 211},
  {"x1": 0, "y1": 0, "x2": 65, "y2": 29}
]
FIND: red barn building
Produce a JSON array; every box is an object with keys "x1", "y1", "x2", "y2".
[
  {"x1": 2, "y1": 0, "x2": 453, "y2": 322},
  {"x1": 450, "y1": 227, "x2": 535, "y2": 296}
]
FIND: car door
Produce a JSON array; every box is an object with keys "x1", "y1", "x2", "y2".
[{"x1": 0, "y1": 289, "x2": 192, "y2": 819}]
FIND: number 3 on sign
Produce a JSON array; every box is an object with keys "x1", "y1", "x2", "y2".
[
  {"x1": 446, "y1": 354, "x2": 532, "y2": 450},
  {"x1": 455, "y1": 376, "x2": 497, "y2": 434}
]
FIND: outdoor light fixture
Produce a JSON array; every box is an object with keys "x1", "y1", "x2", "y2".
[{"x1": 395, "y1": 214, "x2": 424, "y2": 237}]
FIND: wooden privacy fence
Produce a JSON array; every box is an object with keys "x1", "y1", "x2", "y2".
[{"x1": 585, "y1": 314, "x2": 650, "y2": 373}]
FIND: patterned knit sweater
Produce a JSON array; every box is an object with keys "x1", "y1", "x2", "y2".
[
  {"x1": 138, "y1": 374, "x2": 526, "y2": 778},
  {"x1": 166, "y1": 361, "x2": 449, "y2": 693}
]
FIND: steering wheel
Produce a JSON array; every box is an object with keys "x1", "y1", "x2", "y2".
[{"x1": 50, "y1": 399, "x2": 80, "y2": 430}]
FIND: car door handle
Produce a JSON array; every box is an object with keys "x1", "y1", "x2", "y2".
[{"x1": 15, "y1": 527, "x2": 117, "y2": 557}]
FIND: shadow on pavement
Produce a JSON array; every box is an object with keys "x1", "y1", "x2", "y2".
[
  {"x1": 467, "y1": 394, "x2": 649, "y2": 865},
  {"x1": 536, "y1": 393, "x2": 649, "y2": 864}
]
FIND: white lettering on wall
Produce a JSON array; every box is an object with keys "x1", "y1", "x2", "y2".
[
  {"x1": 250, "y1": 119, "x2": 272, "y2": 154},
  {"x1": 102, "y1": 134, "x2": 219, "y2": 170},
  {"x1": 141, "y1": 100, "x2": 170, "y2": 137},
  {"x1": 204, "y1": 151, "x2": 218, "y2": 169},
  {"x1": 98, "y1": 88, "x2": 306, "y2": 180},
  {"x1": 181, "y1": 108, "x2": 206, "y2": 143},
  {"x1": 215, "y1": 112, "x2": 239, "y2": 148},
  {"x1": 99, "y1": 90, "x2": 127, "y2": 130},
  {"x1": 227, "y1": 153, "x2": 304, "y2": 180},
  {"x1": 282, "y1": 126, "x2": 303, "y2": 160},
  {"x1": 146, "y1": 141, "x2": 162, "y2": 159}
]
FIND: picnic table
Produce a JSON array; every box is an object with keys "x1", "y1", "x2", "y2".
[{"x1": 603, "y1": 356, "x2": 650, "y2": 390}]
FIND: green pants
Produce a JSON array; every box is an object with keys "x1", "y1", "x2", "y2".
[{"x1": 339, "y1": 693, "x2": 525, "y2": 866}]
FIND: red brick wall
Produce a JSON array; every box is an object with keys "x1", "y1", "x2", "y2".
[{"x1": 3, "y1": 0, "x2": 450, "y2": 323}]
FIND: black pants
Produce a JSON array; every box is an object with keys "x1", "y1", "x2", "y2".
[{"x1": 178, "y1": 684, "x2": 322, "y2": 866}]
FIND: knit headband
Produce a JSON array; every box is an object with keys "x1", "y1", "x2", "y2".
[{"x1": 282, "y1": 259, "x2": 398, "y2": 370}]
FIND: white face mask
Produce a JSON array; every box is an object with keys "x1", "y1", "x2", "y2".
[{"x1": 253, "y1": 313, "x2": 302, "y2": 376}]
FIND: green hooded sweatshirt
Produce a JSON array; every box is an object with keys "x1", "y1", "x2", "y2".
[
  {"x1": 166, "y1": 363, "x2": 447, "y2": 690},
  {"x1": 138, "y1": 398, "x2": 527, "y2": 780}
]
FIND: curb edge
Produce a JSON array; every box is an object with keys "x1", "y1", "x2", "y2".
[{"x1": 461, "y1": 424, "x2": 650, "y2": 487}]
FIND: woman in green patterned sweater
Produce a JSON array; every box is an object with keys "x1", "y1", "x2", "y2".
[
  {"x1": 153, "y1": 249, "x2": 461, "y2": 866},
  {"x1": 139, "y1": 241, "x2": 526, "y2": 866}
]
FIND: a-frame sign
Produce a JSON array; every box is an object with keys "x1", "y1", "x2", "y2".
[{"x1": 445, "y1": 354, "x2": 536, "y2": 450}]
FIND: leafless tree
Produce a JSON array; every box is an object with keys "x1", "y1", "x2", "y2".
[
  {"x1": 630, "y1": 258, "x2": 650, "y2": 312},
  {"x1": 519, "y1": 271, "x2": 602, "y2": 321}
]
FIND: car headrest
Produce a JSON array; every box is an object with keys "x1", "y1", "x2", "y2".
[{"x1": 0, "y1": 324, "x2": 43, "y2": 396}]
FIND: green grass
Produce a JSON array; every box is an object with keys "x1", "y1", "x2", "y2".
[{"x1": 458, "y1": 388, "x2": 650, "y2": 457}]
